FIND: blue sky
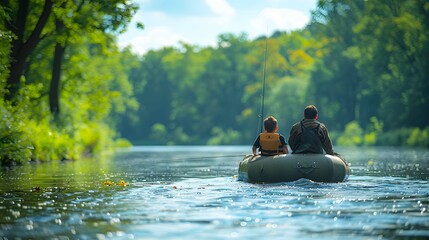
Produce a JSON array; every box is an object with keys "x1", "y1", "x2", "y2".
[{"x1": 118, "y1": 0, "x2": 318, "y2": 55}]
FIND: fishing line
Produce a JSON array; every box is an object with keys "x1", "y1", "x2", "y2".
[{"x1": 257, "y1": 36, "x2": 269, "y2": 135}]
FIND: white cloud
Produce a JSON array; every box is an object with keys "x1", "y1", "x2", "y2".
[
  {"x1": 118, "y1": 2, "x2": 316, "y2": 55},
  {"x1": 205, "y1": 0, "x2": 236, "y2": 17},
  {"x1": 250, "y1": 8, "x2": 309, "y2": 37},
  {"x1": 119, "y1": 26, "x2": 187, "y2": 55}
]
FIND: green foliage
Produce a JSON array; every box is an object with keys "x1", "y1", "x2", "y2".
[
  {"x1": 75, "y1": 122, "x2": 115, "y2": 155},
  {"x1": 0, "y1": 104, "x2": 32, "y2": 165},
  {"x1": 118, "y1": 31, "x2": 321, "y2": 146},
  {"x1": 171, "y1": 127, "x2": 191, "y2": 145},
  {"x1": 26, "y1": 119, "x2": 77, "y2": 161},
  {"x1": 363, "y1": 132, "x2": 376, "y2": 146},
  {"x1": 207, "y1": 128, "x2": 241, "y2": 145},
  {"x1": 0, "y1": 0, "x2": 139, "y2": 165},
  {"x1": 376, "y1": 128, "x2": 414, "y2": 146},
  {"x1": 150, "y1": 123, "x2": 168, "y2": 144},
  {"x1": 406, "y1": 127, "x2": 429, "y2": 148},
  {"x1": 337, "y1": 117, "x2": 385, "y2": 147},
  {"x1": 337, "y1": 121, "x2": 363, "y2": 146},
  {"x1": 308, "y1": 0, "x2": 364, "y2": 130},
  {"x1": 363, "y1": 117, "x2": 383, "y2": 145},
  {"x1": 336, "y1": 120, "x2": 429, "y2": 148},
  {"x1": 310, "y1": 0, "x2": 429, "y2": 131},
  {"x1": 268, "y1": 75, "x2": 310, "y2": 130},
  {"x1": 117, "y1": 2, "x2": 429, "y2": 147},
  {"x1": 0, "y1": 5, "x2": 12, "y2": 97},
  {"x1": 0, "y1": 76, "x2": 121, "y2": 164},
  {"x1": 115, "y1": 138, "x2": 133, "y2": 148}
]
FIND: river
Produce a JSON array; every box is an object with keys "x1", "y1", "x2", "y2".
[{"x1": 1, "y1": 146, "x2": 428, "y2": 239}]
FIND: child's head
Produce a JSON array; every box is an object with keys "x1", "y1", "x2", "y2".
[{"x1": 263, "y1": 116, "x2": 278, "y2": 133}]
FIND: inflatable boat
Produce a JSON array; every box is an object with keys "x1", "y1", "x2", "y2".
[{"x1": 238, "y1": 154, "x2": 350, "y2": 183}]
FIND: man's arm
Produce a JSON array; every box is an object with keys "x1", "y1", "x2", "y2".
[
  {"x1": 288, "y1": 124, "x2": 298, "y2": 152},
  {"x1": 320, "y1": 125, "x2": 334, "y2": 155}
]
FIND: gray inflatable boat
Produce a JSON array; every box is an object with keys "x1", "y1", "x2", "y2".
[{"x1": 238, "y1": 154, "x2": 350, "y2": 183}]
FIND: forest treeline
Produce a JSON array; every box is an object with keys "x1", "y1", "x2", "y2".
[
  {"x1": 118, "y1": 0, "x2": 429, "y2": 147},
  {"x1": 1, "y1": 0, "x2": 429, "y2": 165}
]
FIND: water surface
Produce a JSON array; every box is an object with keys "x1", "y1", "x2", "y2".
[{"x1": 1, "y1": 146, "x2": 428, "y2": 239}]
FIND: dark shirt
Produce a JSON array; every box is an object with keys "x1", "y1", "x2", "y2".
[{"x1": 288, "y1": 119, "x2": 334, "y2": 155}]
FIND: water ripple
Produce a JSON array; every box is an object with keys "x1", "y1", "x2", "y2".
[{"x1": 1, "y1": 146, "x2": 428, "y2": 239}]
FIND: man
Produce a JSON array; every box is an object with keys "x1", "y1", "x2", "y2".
[{"x1": 288, "y1": 105, "x2": 335, "y2": 155}]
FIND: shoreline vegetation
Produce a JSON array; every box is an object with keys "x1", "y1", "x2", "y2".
[{"x1": 1, "y1": 1, "x2": 429, "y2": 166}]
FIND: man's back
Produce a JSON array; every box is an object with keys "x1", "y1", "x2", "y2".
[{"x1": 289, "y1": 118, "x2": 334, "y2": 155}]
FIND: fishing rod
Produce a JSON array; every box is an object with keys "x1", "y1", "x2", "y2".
[{"x1": 257, "y1": 36, "x2": 269, "y2": 134}]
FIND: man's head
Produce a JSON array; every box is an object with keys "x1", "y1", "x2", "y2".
[
  {"x1": 304, "y1": 105, "x2": 318, "y2": 119},
  {"x1": 264, "y1": 116, "x2": 278, "y2": 133}
]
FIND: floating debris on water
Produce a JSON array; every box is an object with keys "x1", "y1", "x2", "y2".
[
  {"x1": 103, "y1": 181, "x2": 114, "y2": 186},
  {"x1": 103, "y1": 180, "x2": 129, "y2": 187},
  {"x1": 117, "y1": 180, "x2": 129, "y2": 187}
]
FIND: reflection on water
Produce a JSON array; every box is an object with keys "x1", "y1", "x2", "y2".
[
  {"x1": 344, "y1": 147, "x2": 429, "y2": 180},
  {"x1": 1, "y1": 146, "x2": 428, "y2": 239}
]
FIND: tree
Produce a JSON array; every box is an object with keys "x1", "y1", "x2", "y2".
[
  {"x1": 3, "y1": 0, "x2": 53, "y2": 102},
  {"x1": 1, "y1": 0, "x2": 139, "y2": 163},
  {"x1": 2, "y1": 0, "x2": 138, "y2": 112},
  {"x1": 49, "y1": 0, "x2": 137, "y2": 118},
  {"x1": 133, "y1": 48, "x2": 175, "y2": 142},
  {"x1": 352, "y1": 0, "x2": 429, "y2": 129},
  {"x1": 307, "y1": 0, "x2": 365, "y2": 130}
]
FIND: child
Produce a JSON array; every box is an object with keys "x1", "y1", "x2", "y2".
[{"x1": 252, "y1": 116, "x2": 289, "y2": 156}]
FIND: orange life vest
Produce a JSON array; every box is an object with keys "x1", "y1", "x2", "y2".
[{"x1": 259, "y1": 133, "x2": 283, "y2": 155}]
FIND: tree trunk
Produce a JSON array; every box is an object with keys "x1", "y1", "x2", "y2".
[
  {"x1": 4, "y1": 0, "x2": 53, "y2": 101},
  {"x1": 49, "y1": 1, "x2": 68, "y2": 119},
  {"x1": 49, "y1": 42, "x2": 66, "y2": 118},
  {"x1": 5, "y1": 0, "x2": 29, "y2": 101}
]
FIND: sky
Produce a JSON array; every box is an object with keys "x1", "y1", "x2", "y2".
[{"x1": 117, "y1": 0, "x2": 318, "y2": 55}]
